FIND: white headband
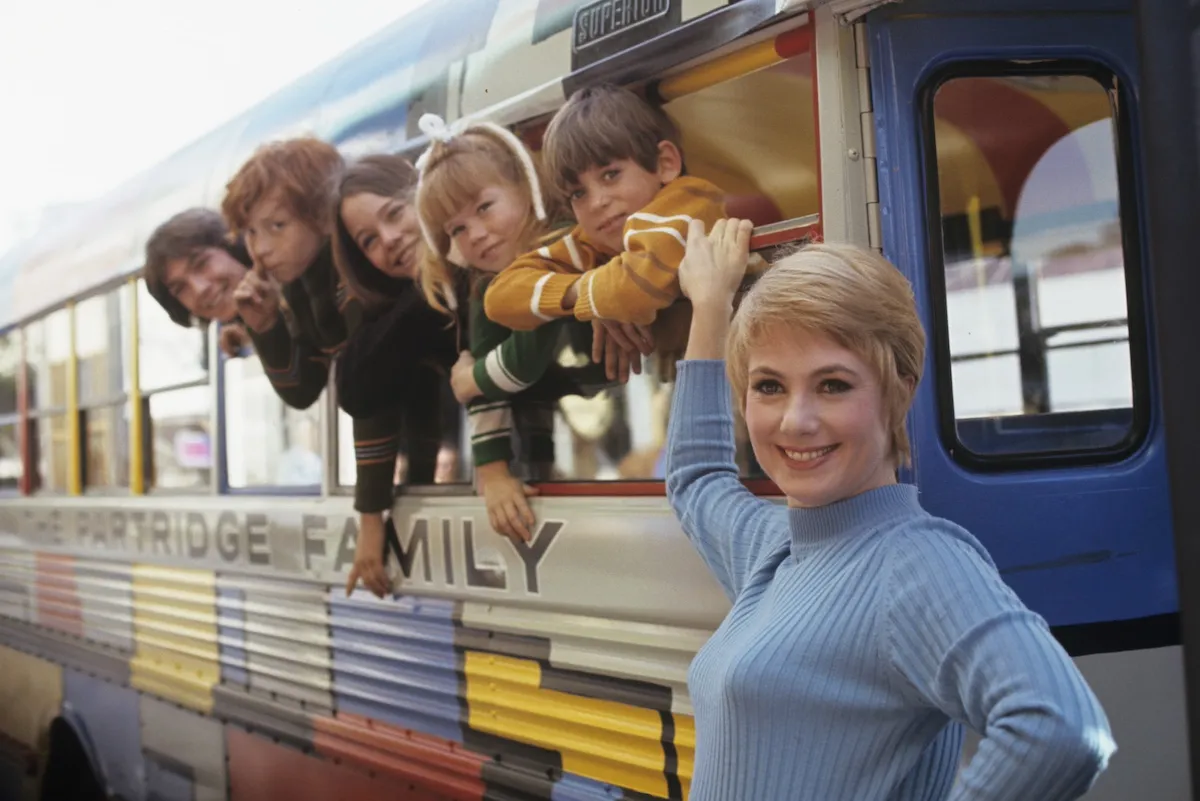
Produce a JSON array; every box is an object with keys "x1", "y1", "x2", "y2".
[{"x1": 413, "y1": 112, "x2": 547, "y2": 262}]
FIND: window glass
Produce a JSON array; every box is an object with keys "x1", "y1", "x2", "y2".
[
  {"x1": 0, "y1": 422, "x2": 18, "y2": 490},
  {"x1": 138, "y1": 280, "x2": 208, "y2": 392},
  {"x1": 664, "y1": 54, "x2": 818, "y2": 226},
  {"x1": 148, "y1": 386, "x2": 212, "y2": 490},
  {"x1": 28, "y1": 310, "x2": 71, "y2": 411},
  {"x1": 84, "y1": 404, "x2": 130, "y2": 489},
  {"x1": 223, "y1": 356, "x2": 321, "y2": 489},
  {"x1": 0, "y1": 331, "x2": 17, "y2": 416},
  {"x1": 35, "y1": 414, "x2": 70, "y2": 492},
  {"x1": 77, "y1": 290, "x2": 130, "y2": 405},
  {"x1": 930, "y1": 73, "x2": 1136, "y2": 457},
  {"x1": 336, "y1": 400, "x2": 469, "y2": 488}
]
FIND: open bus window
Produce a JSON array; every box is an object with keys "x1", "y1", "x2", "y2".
[
  {"x1": 513, "y1": 49, "x2": 816, "y2": 483},
  {"x1": 928, "y1": 71, "x2": 1139, "y2": 461},
  {"x1": 0, "y1": 331, "x2": 18, "y2": 490},
  {"x1": 223, "y1": 355, "x2": 322, "y2": 490},
  {"x1": 77, "y1": 289, "x2": 131, "y2": 490}
]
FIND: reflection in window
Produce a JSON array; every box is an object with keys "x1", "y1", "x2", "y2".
[
  {"x1": 148, "y1": 386, "x2": 212, "y2": 490},
  {"x1": 35, "y1": 414, "x2": 70, "y2": 492},
  {"x1": 665, "y1": 54, "x2": 818, "y2": 226},
  {"x1": 76, "y1": 290, "x2": 130, "y2": 405},
  {"x1": 138, "y1": 280, "x2": 208, "y2": 392},
  {"x1": 931, "y1": 73, "x2": 1135, "y2": 457},
  {"x1": 0, "y1": 422, "x2": 18, "y2": 490},
  {"x1": 224, "y1": 356, "x2": 321, "y2": 489},
  {"x1": 84, "y1": 405, "x2": 130, "y2": 489}
]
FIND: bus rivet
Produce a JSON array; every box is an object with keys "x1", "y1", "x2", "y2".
[{"x1": 848, "y1": 149, "x2": 860, "y2": 160}]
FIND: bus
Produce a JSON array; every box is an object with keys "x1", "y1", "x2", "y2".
[{"x1": 1, "y1": 0, "x2": 1197, "y2": 798}]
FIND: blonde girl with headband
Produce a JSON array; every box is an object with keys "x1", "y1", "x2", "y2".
[{"x1": 414, "y1": 113, "x2": 605, "y2": 542}]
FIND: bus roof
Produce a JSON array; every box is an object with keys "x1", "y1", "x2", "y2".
[{"x1": 2, "y1": 0, "x2": 891, "y2": 329}]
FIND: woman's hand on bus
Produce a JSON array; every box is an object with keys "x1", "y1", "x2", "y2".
[
  {"x1": 450, "y1": 350, "x2": 483, "y2": 403},
  {"x1": 233, "y1": 268, "x2": 282, "y2": 334},
  {"x1": 679, "y1": 217, "x2": 754, "y2": 308},
  {"x1": 346, "y1": 512, "x2": 390, "y2": 598},
  {"x1": 475, "y1": 461, "x2": 538, "y2": 542}
]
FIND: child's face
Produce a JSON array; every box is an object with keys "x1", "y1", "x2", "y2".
[
  {"x1": 444, "y1": 183, "x2": 528, "y2": 273},
  {"x1": 244, "y1": 190, "x2": 324, "y2": 284},
  {"x1": 341, "y1": 191, "x2": 422, "y2": 279},
  {"x1": 567, "y1": 141, "x2": 681, "y2": 253}
]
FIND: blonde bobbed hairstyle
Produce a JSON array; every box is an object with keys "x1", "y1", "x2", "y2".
[{"x1": 726, "y1": 242, "x2": 926, "y2": 467}]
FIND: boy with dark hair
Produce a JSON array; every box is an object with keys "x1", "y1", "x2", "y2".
[{"x1": 483, "y1": 83, "x2": 726, "y2": 331}]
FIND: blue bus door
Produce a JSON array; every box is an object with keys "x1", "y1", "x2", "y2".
[{"x1": 867, "y1": 1, "x2": 1187, "y2": 797}]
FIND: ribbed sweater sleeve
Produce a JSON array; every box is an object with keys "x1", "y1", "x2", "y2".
[
  {"x1": 246, "y1": 316, "x2": 329, "y2": 410},
  {"x1": 886, "y1": 529, "x2": 1115, "y2": 799},
  {"x1": 664, "y1": 360, "x2": 786, "y2": 598}
]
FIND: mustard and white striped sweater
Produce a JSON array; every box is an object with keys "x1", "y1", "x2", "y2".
[{"x1": 483, "y1": 176, "x2": 725, "y2": 330}]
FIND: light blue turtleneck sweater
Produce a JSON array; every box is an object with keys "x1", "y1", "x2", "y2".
[{"x1": 666, "y1": 360, "x2": 1114, "y2": 800}]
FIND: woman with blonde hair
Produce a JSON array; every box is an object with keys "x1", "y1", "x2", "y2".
[{"x1": 667, "y1": 218, "x2": 1114, "y2": 799}]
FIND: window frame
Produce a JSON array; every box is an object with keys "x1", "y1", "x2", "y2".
[{"x1": 919, "y1": 59, "x2": 1152, "y2": 471}]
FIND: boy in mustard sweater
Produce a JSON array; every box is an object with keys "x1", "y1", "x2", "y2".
[{"x1": 483, "y1": 84, "x2": 726, "y2": 332}]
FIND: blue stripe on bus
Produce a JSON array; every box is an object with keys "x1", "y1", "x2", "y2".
[
  {"x1": 216, "y1": 586, "x2": 249, "y2": 686},
  {"x1": 328, "y1": 592, "x2": 463, "y2": 743},
  {"x1": 551, "y1": 773, "x2": 627, "y2": 800}
]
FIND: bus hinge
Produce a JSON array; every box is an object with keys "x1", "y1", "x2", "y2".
[{"x1": 854, "y1": 20, "x2": 882, "y2": 252}]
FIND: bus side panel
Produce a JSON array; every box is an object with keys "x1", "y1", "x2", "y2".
[
  {"x1": 224, "y1": 575, "x2": 332, "y2": 712},
  {"x1": 34, "y1": 554, "x2": 82, "y2": 638},
  {"x1": 139, "y1": 695, "x2": 227, "y2": 801},
  {"x1": 62, "y1": 669, "x2": 144, "y2": 801},
  {"x1": 326, "y1": 593, "x2": 463, "y2": 743},
  {"x1": 227, "y1": 725, "x2": 436, "y2": 801},
  {"x1": 130, "y1": 564, "x2": 219, "y2": 713},
  {"x1": 0, "y1": 550, "x2": 34, "y2": 623},
  {"x1": 74, "y1": 561, "x2": 134, "y2": 653},
  {"x1": 0, "y1": 646, "x2": 61, "y2": 756}
]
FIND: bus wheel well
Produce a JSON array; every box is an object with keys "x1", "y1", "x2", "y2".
[{"x1": 38, "y1": 716, "x2": 106, "y2": 801}]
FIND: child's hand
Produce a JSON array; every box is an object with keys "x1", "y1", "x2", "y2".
[
  {"x1": 476, "y1": 462, "x2": 538, "y2": 542},
  {"x1": 679, "y1": 218, "x2": 754, "y2": 307},
  {"x1": 233, "y1": 268, "x2": 282, "y2": 334},
  {"x1": 450, "y1": 350, "x2": 482, "y2": 403},
  {"x1": 219, "y1": 323, "x2": 251, "y2": 358},
  {"x1": 345, "y1": 512, "x2": 390, "y2": 598},
  {"x1": 591, "y1": 320, "x2": 654, "y2": 383}
]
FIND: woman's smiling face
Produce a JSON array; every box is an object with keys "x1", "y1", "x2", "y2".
[{"x1": 744, "y1": 326, "x2": 897, "y2": 508}]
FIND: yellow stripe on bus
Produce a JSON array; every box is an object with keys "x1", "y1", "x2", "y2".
[
  {"x1": 464, "y1": 650, "x2": 672, "y2": 797},
  {"x1": 130, "y1": 565, "x2": 218, "y2": 713},
  {"x1": 0, "y1": 645, "x2": 62, "y2": 750}
]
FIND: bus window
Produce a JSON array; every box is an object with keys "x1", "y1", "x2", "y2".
[
  {"x1": 542, "y1": 52, "x2": 818, "y2": 482},
  {"x1": 77, "y1": 289, "x2": 131, "y2": 489},
  {"x1": 0, "y1": 331, "x2": 18, "y2": 490},
  {"x1": 223, "y1": 356, "x2": 322, "y2": 491},
  {"x1": 928, "y1": 71, "x2": 1139, "y2": 461},
  {"x1": 26, "y1": 310, "x2": 71, "y2": 492},
  {"x1": 137, "y1": 280, "x2": 211, "y2": 492}
]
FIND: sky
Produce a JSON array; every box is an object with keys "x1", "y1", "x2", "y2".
[{"x1": 0, "y1": 0, "x2": 434, "y2": 258}]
